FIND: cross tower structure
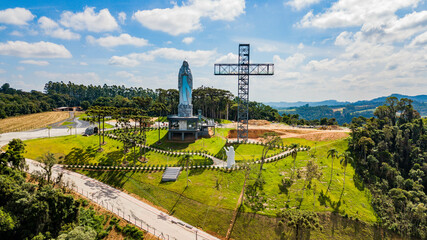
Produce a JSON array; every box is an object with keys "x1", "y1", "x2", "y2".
[{"x1": 214, "y1": 44, "x2": 274, "y2": 142}]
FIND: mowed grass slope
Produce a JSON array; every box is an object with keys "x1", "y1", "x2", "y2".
[
  {"x1": 24, "y1": 134, "x2": 211, "y2": 166},
  {"x1": 0, "y1": 111, "x2": 70, "y2": 133},
  {"x1": 77, "y1": 138, "x2": 377, "y2": 239}
]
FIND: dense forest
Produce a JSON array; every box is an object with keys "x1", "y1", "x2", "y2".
[
  {"x1": 349, "y1": 97, "x2": 427, "y2": 238},
  {"x1": 0, "y1": 82, "x2": 280, "y2": 122}
]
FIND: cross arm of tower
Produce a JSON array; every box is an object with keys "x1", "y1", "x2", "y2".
[{"x1": 214, "y1": 63, "x2": 274, "y2": 75}]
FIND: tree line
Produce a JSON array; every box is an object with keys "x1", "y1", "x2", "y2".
[
  {"x1": 349, "y1": 97, "x2": 427, "y2": 238},
  {"x1": 1, "y1": 81, "x2": 281, "y2": 122}
]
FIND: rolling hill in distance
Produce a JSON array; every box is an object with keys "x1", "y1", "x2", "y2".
[{"x1": 267, "y1": 94, "x2": 427, "y2": 124}]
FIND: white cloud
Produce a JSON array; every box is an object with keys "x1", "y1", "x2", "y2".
[
  {"x1": 116, "y1": 71, "x2": 134, "y2": 78},
  {"x1": 256, "y1": 45, "x2": 278, "y2": 52},
  {"x1": 410, "y1": 31, "x2": 427, "y2": 46},
  {"x1": 0, "y1": 41, "x2": 72, "y2": 58},
  {"x1": 60, "y1": 7, "x2": 119, "y2": 32},
  {"x1": 110, "y1": 47, "x2": 217, "y2": 67},
  {"x1": 38, "y1": 16, "x2": 80, "y2": 40},
  {"x1": 182, "y1": 37, "x2": 194, "y2": 44},
  {"x1": 298, "y1": 0, "x2": 419, "y2": 28},
  {"x1": 0, "y1": 69, "x2": 5, "y2": 74},
  {"x1": 118, "y1": 12, "x2": 126, "y2": 24},
  {"x1": 215, "y1": 52, "x2": 238, "y2": 63},
  {"x1": 20, "y1": 60, "x2": 50, "y2": 66},
  {"x1": 16, "y1": 66, "x2": 25, "y2": 71},
  {"x1": 0, "y1": 26, "x2": 6, "y2": 31},
  {"x1": 80, "y1": 62, "x2": 88, "y2": 66},
  {"x1": 286, "y1": 0, "x2": 321, "y2": 11},
  {"x1": 334, "y1": 31, "x2": 353, "y2": 46},
  {"x1": 10, "y1": 30, "x2": 23, "y2": 36},
  {"x1": 132, "y1": 0, "x2": 245, "y2": 35},
  {"x1": 87, "y1": 33, "x2": 149, "y2": 47},
  {"x1": 0, "y1": 7, "x2": 35, "y2": 25},
  {"x1": 108, "y1": 56, "x2": 140, "y2": 67},
  {"x1": 129, "y1": 48, "x2": 217, "y2": 66}
]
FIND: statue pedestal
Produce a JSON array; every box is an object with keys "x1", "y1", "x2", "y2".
[{"x1": 178, "y1": 104, "x2": 193, "y2": 117}]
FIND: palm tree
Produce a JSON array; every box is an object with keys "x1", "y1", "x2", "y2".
[
  {"x1": 339, "y1": 151, "x2": 353, "y2": 198},
  {"x1": 46, "y1": 126, "x2": 52, "y2": 138},
  {"x1": 180, "y1": 154, "x2": 193, "y2": 188},
  {"x1": 150, "y1": 102, "x2": 168, "y2": 144},
  {"x1": 67, "y1": 125, "x2": 73, "y2": 136},
  {"x1": 326, "y1": 148, "x2": 339, "y2": 193},
  {"x1": 290, "y1": 143, "x2": 299, "y2": 178},
  {"x1": 260, "y1": 132, "x2": 281, "y2": 173}
]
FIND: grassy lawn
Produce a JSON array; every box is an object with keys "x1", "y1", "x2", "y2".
[
  {"x1": 76, "y1": 138, "x2": 377, "y2": 239},
  {"x1": 155, "y1": 128, "x2": 230, "y2": 156},
  {"x1": 80, "y1": 140, "x2": 376, "y2": 239},
  {"x1": 142, "y1": 150, "x2": 212, "y2": 166},
  {"x1": 24, "y1": 135, "x2": 126, "y2": 164},
  {"x1": 61, "y1": 121, "x2": 74, "y2": 126},
  {"x1": 233, "y1": 143, "x2": 283, "y2": 162},
  {"x1": 23, "y1": 130, "x2": 378, "y2": 239}
]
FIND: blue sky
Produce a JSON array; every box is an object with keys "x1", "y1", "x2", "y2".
[{"x1": 0, "y1": 0, "x2": 426, "y2": 102}]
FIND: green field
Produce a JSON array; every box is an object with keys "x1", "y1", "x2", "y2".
[
  {"x1": 75, "y1": 138, "x2": 377, "y2": 239},
  {"x1": 22, "y1": 129, "x2": 380, "y2": 239}
]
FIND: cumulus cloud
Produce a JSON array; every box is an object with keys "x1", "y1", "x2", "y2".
[
  {"x1": 132, "y1": 0, "x2": 245, "y2": 35},
  {"x1": 108, "y1": 56, "x2": 140, "y2": 67},
  {"x1": 298, "y1": 0, "x2": 419, "y2": 28},
  {"x1": 60, "y1": 7, "x2": 119, "y2": 32},
  {"x1": 215, "y1": 52, "x2": 238, "y2": 63},
  {"x1": 38, "y1": 16, "x2": 80, "y2": 40},
  {"x1": 87, "y1": 34, "x2": 149, "y2": 48},
  {"x1": 410, "y1": 31, "x2": 427, "y2": 46},
  {"x1": 20, "y1": 60, "x2": 50, "y2": 66},
  {"x1": 285, "y1": 0, "x2": 321, "y2": 11},
  {"x1": 0, "y1": 41, "x2": 72, "y2": 58},
  {"x1": 110, "y1": 47, "x2": 217, "y2": 67},
  {"x1": 0, "y1": 7, "x2": 35, "y2": 25},
  {"x1": 182, "y1": 37, "x2": 194, "y2": 44},
  {"x1": 116, "y1": 71, "x2": 134, "y2": 78},
  {"x1": 118, "y1": 12, "x2": 126, "y2": 24}
]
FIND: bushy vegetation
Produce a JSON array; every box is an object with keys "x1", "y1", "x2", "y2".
[
  {"x1": 349, "y1": 97, "x2": 427, "y2": 238},
  {"x1": 0, "y1": 139, "x2": 145, "y2": 240}
]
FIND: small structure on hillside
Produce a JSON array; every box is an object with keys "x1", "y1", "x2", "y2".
[
  {"x1": 167, "y1": 61, "x2": 214, "y2": 141},
  {"x1": 161, "y1": 167, "x2": 182, "y2": 182},
  {"x1": 225, "y1": 146, "x2": 235, "y2": 168},
  {"x1": 83, "y1": 126, "x2": 98, "y2": 136},
  {"x1": 54, "y1": 106, "x2": 82, "y2": 111}
]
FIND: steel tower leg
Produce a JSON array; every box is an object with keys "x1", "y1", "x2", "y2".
[{"x1": 237, "y1": 44, "x2": 249, "y2": 142}]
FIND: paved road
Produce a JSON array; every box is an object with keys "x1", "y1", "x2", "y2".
[
  {"x1": 0, "y1": 127, "x2": 88, "y2": 146},
  {"x1": 26, "y1": 159, "x2": 219, "y2": 240}
]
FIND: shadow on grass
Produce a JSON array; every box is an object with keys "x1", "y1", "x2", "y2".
[
  {"x1": 318, "y1": 190, "x2": 341, "y2": 213},
  {"x1": 169, "y1": 187, "x2": 187, "y2": 215},
  {"x1": 98, "y1": 150, "x2": 125, "y2": 166},
  {"x1": 84, "y1": 170, "x2": 133, "y2": 189},
  {"x1": 64, "y1": 145, "x2": 98, "y2": 165}
]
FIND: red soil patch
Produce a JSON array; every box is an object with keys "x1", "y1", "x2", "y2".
[{"x1": 228, "y1": 128, "x2": 348, "y2": 141}]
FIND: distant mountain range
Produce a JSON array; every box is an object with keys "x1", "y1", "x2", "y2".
[
  {"x1": 266, "y1": 94, "x2": 427, "y2": 109},
  {"x1": 267, "y1": 94, "x2": 427, "y2": 124}
]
